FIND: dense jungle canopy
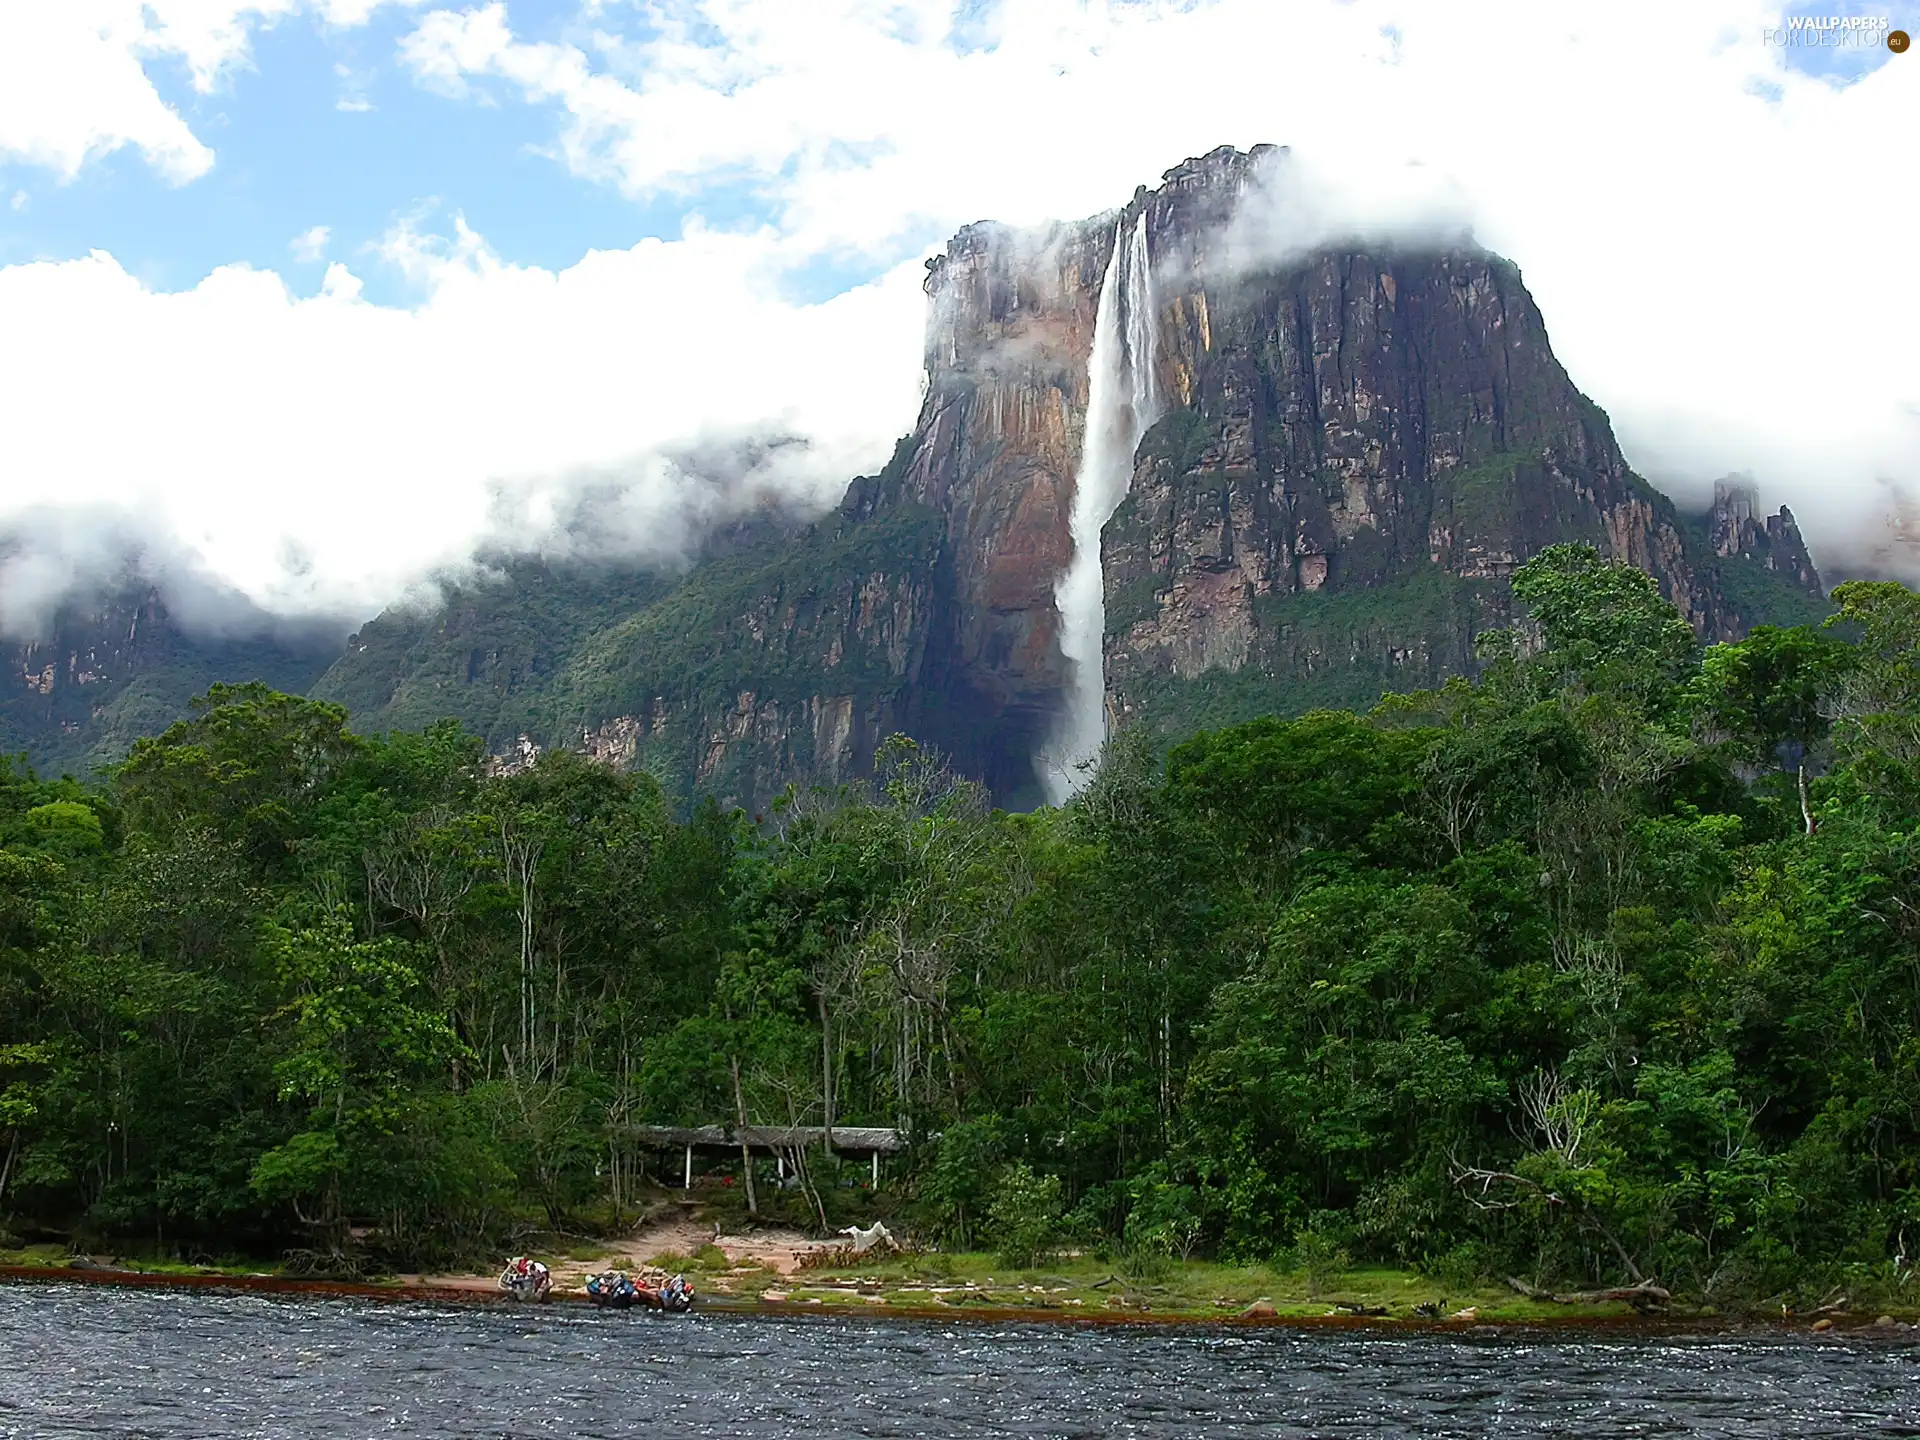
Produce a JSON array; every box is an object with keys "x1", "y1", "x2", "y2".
[{"x1": 4, "y1": 545, "x2": 1919, "y2": 1307}]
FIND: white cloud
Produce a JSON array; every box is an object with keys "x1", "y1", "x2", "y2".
[
  {"x1": 0, "y1": 225, "x2": 926, "y2": 623},
  {"x1": 8, "y1": 191, "x2": 24, "y2": 212},
  {"x1": 316, "y1": 0, "x2": 430, "y2": 25},
  {"x1": 0, "y1": 1, "x2": 427, "y2": 183},
  {"x1": 333, "y1": 59, "x2": 377, "y2": 110},
  {"x1": 290, "y1": 225, "x2": 331, "y2": 262}
]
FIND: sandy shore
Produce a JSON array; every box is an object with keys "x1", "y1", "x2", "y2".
[
  {"x1": 399, "y1": 1210, "x2": 838, "y2": 1297},
  {"x1": 8, "y1": 1261, "x2": 1916, "y2": 1337}
]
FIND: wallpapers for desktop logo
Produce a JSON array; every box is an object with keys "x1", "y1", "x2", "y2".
[{"x1": 1762, "y1": 14, "x2": 1908, "y2": 48}]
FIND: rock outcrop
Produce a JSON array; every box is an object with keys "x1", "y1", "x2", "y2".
[
  {"x1": 896, "y1": 144, "x2": 1826, "y2": 768},
  {"x1": 1705, "y1": 476, "x2": 1822, "y2": 594},
  {"x1": 2, "y1": 587, "x2": 340, "y2": 774}
]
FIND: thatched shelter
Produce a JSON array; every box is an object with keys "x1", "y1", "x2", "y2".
[{"x1": 629, "y1": 1125, "x2": 908, "y2": 1187}]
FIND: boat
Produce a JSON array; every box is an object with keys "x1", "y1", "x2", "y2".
[
  {"x1": 498, "y1": 1256, "x2": 553, "y2": 1302},
  {"x1": 585, "y1": 1270, "x2": 640, "y2": 1309},
  {"x1": 585, "y1": 1270, "x2": 695, "y2": 1312}
]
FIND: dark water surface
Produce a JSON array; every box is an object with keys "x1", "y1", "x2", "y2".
[{"x1": 2, "y1": 1284, "x2": 1917, "y2": 1438}]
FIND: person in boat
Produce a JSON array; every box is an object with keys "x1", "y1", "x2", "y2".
[
  {"x1": 588, "y1": 1270, "x2": 665, "y2": 1310},
  {"x1": 500, "y1": 1256, "x2": 552, "y2": 1301}
]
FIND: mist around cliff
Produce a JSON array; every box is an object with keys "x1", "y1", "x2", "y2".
[
  {"x1": 0, "y1": 427, "x2": 844, "y2": 647},
  {"x1": 1183, "y1": 146, "x2": 1478, "y2": 279},
  {"x1": 1175, "y1": 143, "x2": 1916, "y2": 584},
  {"x1": 0, "y1": 225, "x2": 928, "y2": 645},
  {"x1": 0, "y1": 506, "x2": 353, "y2": 651}
]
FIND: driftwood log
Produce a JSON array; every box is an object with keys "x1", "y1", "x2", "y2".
[
  {"x1": 1331, "y1": 1301, "x2": 1389, "y2": 1316},
  {"x1": 839, "y1": 1221, "x2": 897, "y2": 1255},
  {"x1": 1506, "y1": 1276, "x2": 1671, "y2": 1311}
]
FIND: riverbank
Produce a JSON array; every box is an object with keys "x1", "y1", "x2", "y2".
[
  {"x1": 13, "y1": 1280, "x2": 1917, "y2": 1439},
  {"x1": 7, "y1": 1234, "x2": 1917, "y2": 1333}
]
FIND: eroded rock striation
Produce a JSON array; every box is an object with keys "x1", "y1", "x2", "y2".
[
  {"x1": 2, "y1": 587, "x2": 341, "y2": 774},
  {"x1": 896, "y1": 144, "x2": 1826, "y2": 776}
]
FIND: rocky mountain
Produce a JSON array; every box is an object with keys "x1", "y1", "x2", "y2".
[
  {"x1": 2, "y1": 587, "x2": 341, "y2": 776},
  {"x1": 1082, "y1": 147, "x2": 1829, "y2": 738},
  {"x1": 313, "y1": 493, "x2": 950, "y2": 808},
  {"x1": 6, "y1": 146, "x2": 1826, "y2": 805}
]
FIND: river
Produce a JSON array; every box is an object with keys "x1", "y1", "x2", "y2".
[{"x1": 2, "y1": 1284, "x2": 1916, "y2": 1437}]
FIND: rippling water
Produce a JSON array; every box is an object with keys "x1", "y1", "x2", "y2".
[{"x1": 3, "y1": 1283, "x2": 1918, "y2": 1438}]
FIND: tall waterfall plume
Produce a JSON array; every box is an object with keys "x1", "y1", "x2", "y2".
[{"x1": 1040, "y1": 213, "x2": 1162, "y2": 805}]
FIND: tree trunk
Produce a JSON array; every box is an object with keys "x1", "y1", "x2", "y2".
[
  {"x1": 1159, "y1": 1000, "x2": 1172, "y2": 1139},
  {"x1": 728, "y1": 1047, "x2": 758, "y2": 1218},
  {"x1": 784, "y1": 1143, "x2": 830, "y2": 1234},
  {"x1": 818, "y1": 990, "x2": 835, "y2": 1159},
  {"x1": 1798, "y1": 762, "x2": 1816, "y2": 836},
  {"x1": 1506, "y1": 1276, "x2": 1670, "y2": 1310}
]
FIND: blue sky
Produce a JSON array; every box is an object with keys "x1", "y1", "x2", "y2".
[
  {"x1": 0, "y1": 0, "x2": 1913, "y2": 624},
  {"x1": 0, "y1": 2, "x2": 770, "y2": 304}
]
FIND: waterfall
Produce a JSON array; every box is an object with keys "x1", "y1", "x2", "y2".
[{"x1": 1040, "y1": 212, "x2": 1161, "y2": 805}]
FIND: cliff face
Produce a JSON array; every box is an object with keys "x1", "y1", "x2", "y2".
[
  {"x1": 3, "y1": 589, "x2": 340, "y2": 774},
  {"x1": 892, "y1": 144, "x2": 1827, "y2": 767},
  {"x1": 1704, "y1": 476, "x2": 1822, "y2": 593},
  {"x1": 545, "y1": 480, "x2": 945, "y2": 807},
  {"x1": 311, "y1": 480, "x2": 949, "y2": 812},
  {"x1": 897, "y1": 220, "x2": 1109, "y2": 799}
]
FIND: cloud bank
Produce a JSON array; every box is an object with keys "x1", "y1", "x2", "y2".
[
  {"x1": 0, "y1": 222, "x2": 926, "y2": 629},
  {"x1": 0, "y1": 0, "x2": 1915, "y2": 636}
]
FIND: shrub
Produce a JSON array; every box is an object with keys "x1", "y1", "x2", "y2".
[
  {"x1": 1420, "y1": 1241, "x2": 1492, "y2": 1294},
  {"x1": 1124, "y1": 1179, "x2": 1204, "y2": 1262},
  {"x1": 1117, "y1": 1244, "x2": 1172, "y2": 1284},
  {"x1": 1288, "y1": 1229, "x2": 1351, "y2": 1297},
  {"x1": 986, "y1": 1162, "x2": 1062, "y2": 1270}
]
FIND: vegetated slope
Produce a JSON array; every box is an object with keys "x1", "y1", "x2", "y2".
[
  {"x1": 3, "y1": 552, "x2": 1914, "y2": 1310},
  {"x1": 310, "y1": 560, "x2": 683, "y2": 747},
  {"x1": 3, "y1": 588, "x2": 341, "y2": 777}
]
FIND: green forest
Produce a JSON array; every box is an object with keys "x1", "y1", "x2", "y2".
[{"x1": 4, "y1": 544, "x2": 1919, "y2": 1311}]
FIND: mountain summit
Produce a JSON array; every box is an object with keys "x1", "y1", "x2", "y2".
[{"x1": 785, "y1": 144, "x2": 1822, "y2": 802}]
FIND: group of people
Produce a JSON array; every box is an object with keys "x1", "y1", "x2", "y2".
[
  {"x1": 498, "y1": 1256, "x2": 553, "y2": 1301},
  {"x1": 585, "y1": 1269, "x2": 696, "y2": 1312},
  {"x1": 498, "y1": 1255, "x2": 695, "y2": 1311}
]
